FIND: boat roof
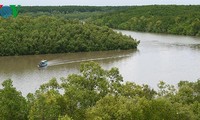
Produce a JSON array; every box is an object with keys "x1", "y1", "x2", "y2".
[{"x1": 41, "y1": 60, "x2": 47, "y2": 62}]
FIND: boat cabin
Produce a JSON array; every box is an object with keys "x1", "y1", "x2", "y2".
[{"x1": 38, "y1": 60, "x2": 48, "y2": 67}]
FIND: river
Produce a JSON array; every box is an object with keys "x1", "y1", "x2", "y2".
[{"x1": 1, "y1": 30, "x2": 200, "y2": 96}]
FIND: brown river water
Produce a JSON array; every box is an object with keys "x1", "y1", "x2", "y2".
[{"x1": 1, "y1": 30, "x2": 200, "y2": 96}]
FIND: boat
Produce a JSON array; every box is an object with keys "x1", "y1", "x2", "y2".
[{"x1": 38, "y1": 60, "x2": 48, "y2": 67}]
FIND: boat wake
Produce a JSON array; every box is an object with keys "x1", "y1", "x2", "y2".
[{"x1": 47, "y1": 54, "x2": 131, "y2": 67}]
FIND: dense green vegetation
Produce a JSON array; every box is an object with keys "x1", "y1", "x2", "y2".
[
  {"x1": 20, "y1": 6, "x2": 130, "y2": 14},
  {"x1": 19, "y1": 5, "x2": 200, "y2": 36},
  {"x1": 0, "y1": 62, "x2": 200, "y2": 120},
  {"x1": 91, "y1": 5, "x2": 200, "y2": 36},
  {"x1": 20, "y1": 6, "x2": 130, "y2": 20},
  {"x1": 0, "y1": 16, "x2": 138, "y2": 56}
]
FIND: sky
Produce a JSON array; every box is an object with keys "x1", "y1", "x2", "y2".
[{"x1": 1, "y1": 0, "x2": 200, "y2": 6}]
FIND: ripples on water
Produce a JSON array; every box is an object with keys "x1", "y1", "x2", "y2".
[{"x1": 48, "y1": 54, "x2": 132, "y2": 67}]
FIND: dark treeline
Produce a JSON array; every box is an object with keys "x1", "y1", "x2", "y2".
[
  {"x1": 20, "y1": 6, "x2": 130, "y2": 14},
  {"x1": 0, "y1": 16, "x2": 139, "y2": 56},
  {"x1": 0, "y1": 62, "x2": 200, "y2": 120},
  {"x1": 91, "y1": 5, "x2": 200, "y2": 36},
  {"x1": 20, "y1": 6, "x2": 130, "y2": 20}
]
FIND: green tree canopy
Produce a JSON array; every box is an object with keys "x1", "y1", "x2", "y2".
[
  {"x1": 0, "y1": 62, "x2": 199, "y2": 120},
  {"x1": 0, "y1": 79, "x2": 28, "y2": 120},
  {"x1": 0, "y1": 16, "x2": 139, "y2": 56}
]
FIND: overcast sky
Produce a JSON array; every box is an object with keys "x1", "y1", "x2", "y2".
[{"x1": 1, "y1": 0, "x2": 200, "y2": 6}]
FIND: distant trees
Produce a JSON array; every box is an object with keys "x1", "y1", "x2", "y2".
[
  {"x1": 0, "y1": 62, "x2": 199, "y2": 120},
  {"x1": 20, "y1": 5, "x2": 200, "y2": 37},
  {"x1": 0, "y1": 16, "x2": 139, "y2": 56},
  {"x1": 91, "y1": 5, "x2": 200, "y2": 36},
  {"x1": 19, "y1": 6, "x2": 130, "y2": 21},
  {"x1": 20, "y1": 6, "x2": 130, "y2": 14}
]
